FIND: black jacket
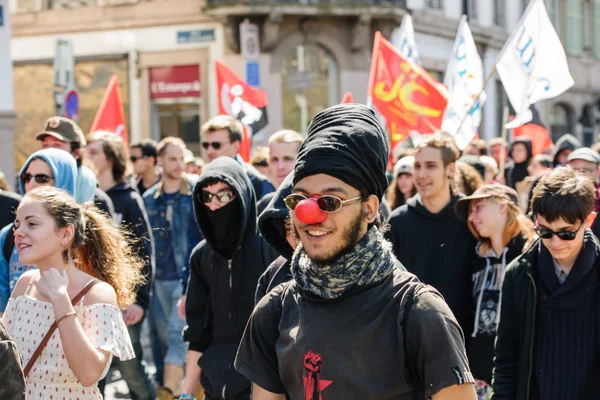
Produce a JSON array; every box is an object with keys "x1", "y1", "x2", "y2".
[
  {"x1": 94, "y1": 187, "x2": 115, "y2": 218},
  {"x1": 0, "y1": 318, "x2": 25, "y2": 399},
  {"x1": 0, "y1": 190, "x2": 21, "y2": 232},
  {"x1": 492, "y1": 236, "x2": 600, "y2": 399},
  {"x1": 255, "y1": 173, "x2": 295, "y2": 305},
  {"x1": 184, "y1": 157, "x2": 278, "y2": 399},
  {"x1": 504, "y1": 137, "x2": 533, "y2": 189},
  {"x1": 106, "y1": 182, "x2": 155, "y2": 311},
  {"x1": 385, "y1": 194, "x2": 476, "y2": 338}
]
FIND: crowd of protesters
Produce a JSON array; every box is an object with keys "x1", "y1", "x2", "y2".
[{"x1": 0, "y1": 105, "x2": 599, "y2": 400}]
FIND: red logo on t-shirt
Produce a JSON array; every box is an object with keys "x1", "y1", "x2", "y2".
[{"x1": 303, "y1": 351, "x2": 333, "y2": 400}]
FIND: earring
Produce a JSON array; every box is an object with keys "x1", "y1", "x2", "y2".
[{"x1": 62, "y1": 249, "x2": 69, "y2": 264}]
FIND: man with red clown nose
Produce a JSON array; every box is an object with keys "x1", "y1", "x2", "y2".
[{"x1": 235, "y1": 104, "x2": 476, "y2": 400}]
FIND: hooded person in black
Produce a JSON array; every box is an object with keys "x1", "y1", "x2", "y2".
[
  {"x1": 504, "y1": 137, "x2": 533, "y2": 189},
  {"x1": 255, "y1": 172, "x2": 297, "y2": 304},
  {"x1": 552, "y1": 133, "x2": 580, "y2": 166},
  {"x1": 182, "y1": 157, "x2": 278, "y2": 400}
]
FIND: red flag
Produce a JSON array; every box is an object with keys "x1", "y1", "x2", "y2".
[
  {"x1": 368, "y1": 31, "x2": 447, "y2": 153},
  {"x1": 216, "y1": 61, "x2": 268, "y2": 162},
  {"x1": 90, "y1": 75, "x2": 128, "y2": 148},
  {"x1": 341, "y1": 92, "x2": 354, "y2": 104},
  {"x1": 510, "y1": 105, "x2": 552, "y2": 155}
]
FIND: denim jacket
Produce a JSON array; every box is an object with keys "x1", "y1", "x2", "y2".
[{"x1": 143, "y1": 176, "x2": 202, "y2": 285}]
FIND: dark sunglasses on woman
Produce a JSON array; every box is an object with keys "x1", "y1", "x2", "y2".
[
  {"x1": 199, "y1": 190, "x2": 235, "y2": 204},
  {"x1": 284, "y1": 194, "x2": 362, "y2": 213},
  {"x1": 534, "y1": 220, "x2": 586, "y2": 241},
  {"x1": 20, "y1": 173, "x2": 54, "y2": 184}
]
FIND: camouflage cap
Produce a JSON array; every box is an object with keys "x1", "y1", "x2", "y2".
[{"x1": 36, "y1": 116, "x2": 86, "y2": 146}]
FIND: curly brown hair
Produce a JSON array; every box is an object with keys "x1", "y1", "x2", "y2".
[
  {"x1": 24, "y1": 187, "x2": 145, "y2": 308},
  {"x1": 455, "y1": 161, "x2": 484, "y2": 196}
]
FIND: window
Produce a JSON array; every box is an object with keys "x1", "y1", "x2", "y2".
[
  {"x1": 281, "y1": 44, "x2": 339, "y2": 134},
  {"x1": 495, "y1": 0, "x2": 506, "y2": 27},
  {"x1": 467, "y1": 0, "x2": 478, "y2": 22},
  {"x1": 565, "y1": 0, "x2": 584, "y2": 55},
  {"x1": 427, "y1": 0, "x2": 444, "y2": 10}
]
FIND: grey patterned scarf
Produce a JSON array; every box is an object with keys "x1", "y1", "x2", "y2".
[{"x1": 291, "y1": 226, "x2": 396, "y2": 299}]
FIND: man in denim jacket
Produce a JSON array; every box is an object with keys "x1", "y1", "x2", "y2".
[{"x1": 143, "y1": 137, "x2": 203, "y2": 400}]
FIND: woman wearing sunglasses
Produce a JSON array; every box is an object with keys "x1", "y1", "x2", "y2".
[
  {"x1": 455, "y1": 183, "x2": 534, "y2": 400},
  {"x1": 0, "y1": 148, "x2": 78, "y2": 317},
  {"x1": 494, "y1": 167, "x2": 600, "y2": 400}
]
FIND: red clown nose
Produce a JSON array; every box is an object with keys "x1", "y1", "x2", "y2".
[{"x1": 295, "y1": 196, "x2": 327, "y2": 225}]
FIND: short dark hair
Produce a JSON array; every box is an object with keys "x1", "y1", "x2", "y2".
[
  {"x1": 86, "y1": 131, "x2": 128, "y2": 183},
  {"x1": 130, "y1": 139, "x2": 158, "y2": 165},
  {"x1": 531, "y1": 167, "x2": 595, "y2": 224},
  {"x1": 201, "y1": 115, "x2": 243, "y2": 143}
]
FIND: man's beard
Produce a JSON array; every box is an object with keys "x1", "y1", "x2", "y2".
[{"x1": 292, "y1": 208, "x2": 366, "y2": 266}]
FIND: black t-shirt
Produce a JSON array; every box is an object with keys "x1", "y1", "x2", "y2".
[{"x1": 235, "y1": 268, "x2": 473, "y2": 400}]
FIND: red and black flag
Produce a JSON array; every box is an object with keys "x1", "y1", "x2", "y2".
[
  {"x1": 216, "y1": 60, "x2": 268, "y2": 161},
  {"x1": 509, "y1": 103, "x2": 552, "y2": 155}
]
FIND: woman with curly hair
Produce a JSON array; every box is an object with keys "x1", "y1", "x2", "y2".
[
  {"x1": 2, "y1": 186, "x2": 145, "y2": 399},
  {"x1": 455, "y1": 160, "x2": 484, "y2": 196}
]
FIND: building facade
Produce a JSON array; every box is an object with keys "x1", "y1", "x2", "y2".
[{"x1": 9, "y1": 0, "x2": 600, "y2": 173}]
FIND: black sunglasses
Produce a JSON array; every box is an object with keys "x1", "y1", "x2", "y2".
[
  {"x1": 202, "y1": 141, "x2": 229, "y2": 150},
  {"x1": 130, "y1": 155, "x2": 149, "y2": 163},
  {"x1": 199, "y1": 190, "x2": 235, "y2": 204},
  {"x1": 534, "y1": 221, "x2": 586, "y2": 241},
  {"x1": 284, "y1": 194, "x2": 362, "y2": 213},
  {"x1": 20, "y1": 173, "x2": 54, "y2": 184}
]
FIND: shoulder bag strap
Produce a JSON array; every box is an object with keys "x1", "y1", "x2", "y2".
[{"x1": 23, "y1": 279, "x2": 100, "y2": 377}]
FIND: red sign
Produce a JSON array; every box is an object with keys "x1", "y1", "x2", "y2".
[{"x1": 150, "y1": 65, "x2": 201, "y2": 99}]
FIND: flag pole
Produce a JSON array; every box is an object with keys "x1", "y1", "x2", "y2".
[{"x1": 497, "y1": 105, "x2": 510, "y2": 183}]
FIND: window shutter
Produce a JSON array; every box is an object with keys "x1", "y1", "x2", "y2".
[
  {"x1": 594, "y1": 0, "x2": 600, "y2": 57},
  {"x1": 565, "y1": 0, "x2": 584, "y2": 55}
]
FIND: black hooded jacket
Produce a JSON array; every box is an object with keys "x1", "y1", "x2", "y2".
[
  {"x1": 255, "y1": 173, "x2": 295, "y2": 304},
  {"x1": 504, "y1": 137, "x2": 533, "y2": 189},
  {"x1": 184, "y1": 157, "x2": 278, "y2": 399},
  {"x1": 105, "y1": 181, "x2": 155, "y2": 311},
  {"x1": 386, "y1": 194, "x2": 476, "y2": 339},
  {"x1": 552, "y1": 134, "x2": 581, "y2": 166}
]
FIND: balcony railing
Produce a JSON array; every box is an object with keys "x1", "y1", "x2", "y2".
[{"x1": 206, "y1": 0, "x2": 406, "y2": 6}]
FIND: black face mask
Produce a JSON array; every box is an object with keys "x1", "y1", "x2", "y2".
[{"x1": 206, "y1": 199, "x2": 242, "y2": 259}]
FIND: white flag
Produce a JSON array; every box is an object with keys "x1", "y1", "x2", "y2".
[
  {"x1": 496, "y1": 0, "x2": 574, "y2": 128},
  {"x1": 441, "y1": 15, "x2": 485, "y2": 150},
  {"x1": 391, "y1": 14, "x2": 421, "y2": 65}
]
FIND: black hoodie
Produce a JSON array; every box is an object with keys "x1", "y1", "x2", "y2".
[
  {"x1": 184, "y1": 157, "x2": 278, "y2": 399},
  {"x1": 552, "y1": 133, "x2": 581, "y2": 166},
  {"x1": 105, "y1": 181, "x2": 155, "y2": 311},
  {"x1": 255, "y1": 173, "x2": 295, "y2": 304},
  {"x1": 504, "y1": 137, "x2": 533, "y2": 189},
  {"x1": 385, "y1": 194, "x2": 476, "y2": 338}
]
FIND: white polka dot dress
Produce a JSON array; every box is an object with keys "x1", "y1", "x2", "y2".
[{"x1": 2, "y1": 278, "x2": 135, "y2": 399}]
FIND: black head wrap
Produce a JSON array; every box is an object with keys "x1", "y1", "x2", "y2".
[{"x1": 293, "y1": 104, "x2": 390, "y2": 200}]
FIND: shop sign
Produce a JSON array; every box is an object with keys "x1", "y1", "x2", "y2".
[
  {"x1": 177, "y1": 29, "x2": 215, "y2": 44},
  {"x1": 150, "y1": 65, "x2": 201, "y2": 99}
]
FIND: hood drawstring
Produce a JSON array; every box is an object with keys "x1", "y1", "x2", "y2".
[{"x1": 472, "y1": 247, "x2": 508, "y2": 338}]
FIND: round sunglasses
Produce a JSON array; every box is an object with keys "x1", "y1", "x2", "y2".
[
  {"x1": 20, "y1": 173, "x2": 54, "y2": 184},
  {"x1": 284, "y1": 194, "x2": 362, "y2": 213},
  {"x1": 534, "y1": 221, "x2": 585, "y2": 241}
]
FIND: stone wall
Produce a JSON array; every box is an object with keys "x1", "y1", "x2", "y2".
[{"x1": 12, "y1": 57, "x2": 129, "y2": 173}]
